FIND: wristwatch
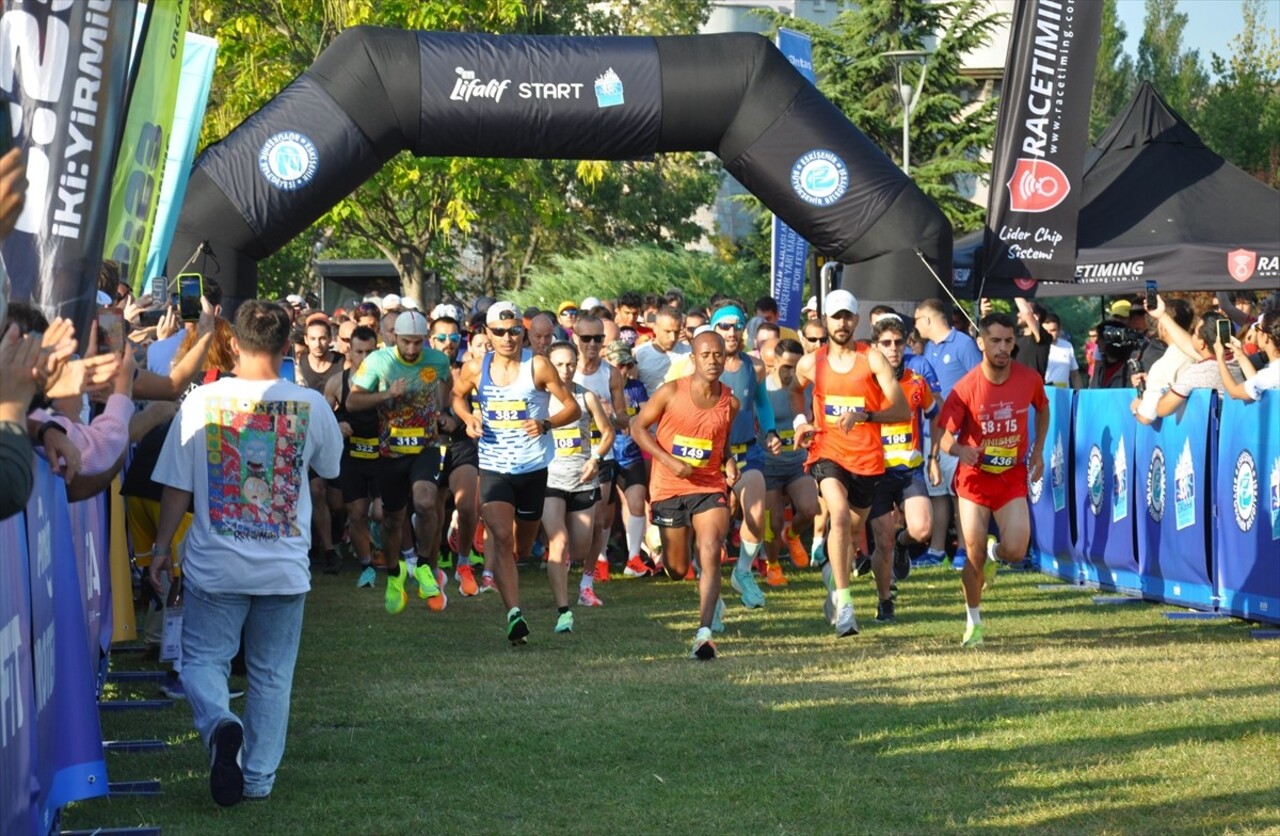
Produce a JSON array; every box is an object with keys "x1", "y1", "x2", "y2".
[
  {"x1": 36, "y1": 420, "x2": 65, "y2": 447},
  {"x1": 538, "y1": 419, "x2": 551, "y2": 434}
]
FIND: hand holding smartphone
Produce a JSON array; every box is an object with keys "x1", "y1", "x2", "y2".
[
  {"x1": 1215, "y1": 317, "x2": 1232, "y2": 346},
  {"x1": 1145, "y1": 279, "x2": 1158, "y2": 311},
  {"x1": 177, "y1": 273, "x2": 203, "y2": 322}
]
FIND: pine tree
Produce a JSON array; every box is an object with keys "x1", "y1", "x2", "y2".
[
  {"x1": 1135, "y1": 0, "x2": 1209, "y2": 119},
  {"x1": 1090, "y1": 0, "x2": 1136, "y2": 142}
]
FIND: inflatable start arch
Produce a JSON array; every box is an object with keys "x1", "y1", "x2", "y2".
[{"x1": 173, "y1": 28, "x2": 951, "y2": 301}]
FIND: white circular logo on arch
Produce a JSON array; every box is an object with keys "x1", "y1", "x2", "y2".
[
  {"x1": 259, "y1": 131, "x2": 319, "y2": 190},
  {"x1": 791, "y1": 150, "x2": 849, "y2": 207},
  {"x1": 1234, "y1": 450, "x2": 1258, "y2": 531}
]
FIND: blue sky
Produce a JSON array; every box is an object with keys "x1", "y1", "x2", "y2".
[{"x1": 1115, "y1": 0, "x2": 1277, "y2": 74}]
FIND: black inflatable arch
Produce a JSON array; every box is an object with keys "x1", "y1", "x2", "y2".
[{"x1": 173, "y1": 28, "x2": 951, "y2": 302}]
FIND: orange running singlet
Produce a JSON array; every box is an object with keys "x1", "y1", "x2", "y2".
[
  {"x1": 649, "y1": 377, "x2": 733, "y2": 503},
  {"x1": 806, "y1": 344, "x2": 888, "y2": 477}
]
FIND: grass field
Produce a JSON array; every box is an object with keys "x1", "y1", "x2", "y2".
[{"x1": 68, "y1": 561, "x2": 1280, "y2": 834}]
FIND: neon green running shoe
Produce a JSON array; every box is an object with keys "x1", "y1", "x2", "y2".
[
  {"x1": 555, "y1": 610, "x2": 574, "y2": 634},
  {"x1": 385, "y1": 562, "x2": 408, "y2": 615},
  {"x1": 962, "y1": 623, "x2": 984, "y2": 648},
  {"x1": 507, "y1": 608, "x2": 530, "y2": 645},
  {"x1": 414, "y1": 563, "x2": 440, "y2": 601}
]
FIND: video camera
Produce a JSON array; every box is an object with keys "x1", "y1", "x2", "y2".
[{"x1": 1098, "y1": 322, "x2": 1144, "y2": 362}]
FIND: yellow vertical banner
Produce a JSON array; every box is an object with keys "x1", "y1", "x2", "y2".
[{"x1": 109, "y1": 477, "x2": 137, "y2": 643}]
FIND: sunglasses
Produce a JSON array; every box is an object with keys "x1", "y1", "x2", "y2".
[
  {"x1": 878, "y1": 338, "x2": 904, "y2": 347},
  {"x1": 488, "y1": 326, "x2": 524, "y2": 337},
  {"x1": 806, "y1": 335, "x2": 829, "y2": 344},
  {"x1": 714, "y1": 322, "x2": 743, "y2": 331},
  {"x1": 560, "y1": 308, "x2": 579, "y2": 316},
  {"x1": 577, "y1": 333, "x2": 605, "y2": 343},
  {"x1": 432, "y1": 333, "x2": 461, "y2": 343}
]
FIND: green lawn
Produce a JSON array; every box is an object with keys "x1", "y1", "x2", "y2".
[{"x1": 68, "y1": 562, "x2": 1280, "y2": 834}]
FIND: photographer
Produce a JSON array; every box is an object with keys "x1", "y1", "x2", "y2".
[{"x1": 1089, "y1": 318, "x2": 1145, "y2": 389}]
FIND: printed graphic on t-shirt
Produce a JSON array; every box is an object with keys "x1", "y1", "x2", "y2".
[{"x1": 206, "y1": 398, "x2": 310, "y2": 541}]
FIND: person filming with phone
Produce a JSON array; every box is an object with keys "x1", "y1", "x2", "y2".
[{"x1": 1141, "y1": 294, "x2": 1245, "y2": 420}]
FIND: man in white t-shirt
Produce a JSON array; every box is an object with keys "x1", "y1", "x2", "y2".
[
  {"x1": 634, "y1": 306, "x2": 689, "y2": 396},
  {"x1": 149, "y1": 300, "x2": 342, "y2": 808},
  {"x1": 1041, "y1": 313, "x2": 1081, "y2": 388}
]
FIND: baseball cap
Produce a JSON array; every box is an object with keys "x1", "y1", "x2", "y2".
[
  {"x1": 802, "y1": 295, "x2": 818, "y2": 312},
  {"x1": 382, "y1": 293, "x2": 403, "y2": 311},
  {"x1": 431, "y1": 303, "x2": 461, "y2": 322},
  {"x1": 557, "y1": 301, "x2": 578, "y2": 315},
  {"x1": 580, "y1": 296, "x2": 602, "y2": 311},
  {"x1": 486, "y1": 301, "x2": 521, "y2": 326},
  {"x1": 96, "y1": 290, "x2": 113, "y2": 307},
  {"x1": 402, "y1": 297, "x2": 420, "y2": 310},
  {"x1": 394, "y1": 310, "x2": 429, "y2": 337},
  {"x1": 825, "y1": 289, "x2": 858, "y2": 316},
  {"x1": 1109, "y1": 299, "x2": 1132, "y2": 318},
  {"x1": 604, "y1": 340, "x2": 635, "y2": 366},
  {"x1": 285, "y1": 293, "x2": 304, "y2": 308}
]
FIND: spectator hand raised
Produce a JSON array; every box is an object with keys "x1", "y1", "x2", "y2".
[{"x1": 0, "y1": 323, "x2": 41, "y2": 422}]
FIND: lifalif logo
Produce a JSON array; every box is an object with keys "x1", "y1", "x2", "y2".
[
  {"x1": 1233, "y1": 450, "x2": 1258, "y2": 532},
  {"x1": 1146, "y1": 446, "x2": 1166, "y2": 523},
  {"x1": 595, "y1": 68, "x2": 624, "y2": 108},
  {"x1": 1174, "y1": 437, "x2": 1196, "y2": 531},
  {"x1": 1270, "y1": 456, "x2": 1280, "y2": 540},
  {"x1": 1112, "y1": 435, "x2": 1128, "y2": 523},
  {"x1": 450, "y1": 68, "x2": 512, "y2": 103},
  {"x1": 1086, "y1": 444, "x2": 1104, "y2": 516}
]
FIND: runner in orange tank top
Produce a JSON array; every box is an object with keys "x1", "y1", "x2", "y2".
[
  {"x1": 791, "y1": 290, "x2": 908, "y2": 638},
  {"x1": 632, "y1": 330, "x2": 739, "y2": 660}
]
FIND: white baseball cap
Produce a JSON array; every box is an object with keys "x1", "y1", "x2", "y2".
[
  {"x1": 285, "y1": 293, "x2": 304, "y2": 307},
  {"x1": 824, "y1": 289, "x2": 858, "y2": 317},
  {"x1": 486, "y1": 301, "x2": 521, "y2": 326},
  {"x1": 580, "y1": 296, "x2": 602, "y2": 311},
  {"x1": 402, "y1": 297, "x2": 420, "y2": 310},
  {"x1": 802, "y1": 295, "x2": 818, "y2": 312},
  {"x1": 393, "y1": 310, "x2": 429, "y2": 337},
  {"x1": 431, "y1": 303, "x2": 461, "y2": 322},
  {"x1": 381, "y1": 293, "x2": 403, "y2": 311}
]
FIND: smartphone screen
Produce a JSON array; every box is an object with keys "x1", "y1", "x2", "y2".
[
  {"x1": 178, "y1": 273, "x2": 203, "y2": 322},
  {"x1": 1145, "y1": 280, "x2": 1158, "y2": 311},
  {"x1": 1215, "y1": 317, "x2": 1232, "y2": 345},
  {"x1": 150, "y1": 275, "x2": 168, "y2": 304},
  {"x1": 97, "y1": 308, "x2": 124, "y2": 353},
  {"x1": 0, "y1": 96, "x2": 13, "y2": 156}
]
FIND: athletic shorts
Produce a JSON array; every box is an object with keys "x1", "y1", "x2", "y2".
[
  {"x1": 727, "y1": 439, "x2": 764, "y2": 474},
  {"x1": 546, "y1": 486, "x2": 600, "y2": 513},
  {"x1": 595, "y1": 460, "x2": 618, "y2": 500},
  {"x1": 439, "y1": 437, "x2": 479, "y2": 483},
  {"x1": 869, "y1": 468, "x2": 930, "y2": 519},
  {"x1": 809, "y1": 458, "x2": 879, "y2": 510},
  {"x1": 923, "y1": 437, "x2": 959, "y2": 498},
  {"x1": 377, "y1": 447, "x2": 444, "y2": 514},
  {"x1": 764, "y1": 457, "x2": 809, "y2": 492},
  {"x1": 479, "y1": 468, "x2": 549, "y2": 521},
  {"x1": 955, "y1": 464, "x2": 1029, "y2": 511},
  {"x1": 615, "y1": 459, "x2": 648, "y2": 492},
  {"x1": 650, "y1": 491, "x2": 729, "y2": 528},
  {"x1": 339, "y1": 453, "x2": 382, "y2": 504}
]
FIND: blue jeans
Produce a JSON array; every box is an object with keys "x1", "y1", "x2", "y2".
[{"x1": 182, "y1": 583, "x2": 306, "y2": 798}]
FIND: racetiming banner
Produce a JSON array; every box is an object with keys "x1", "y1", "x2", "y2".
[
  {"x1": 1073, "y1": 390, "x2": 1140, "y2": 593},
  {"x1": 770, "y1": 28, "x2": 815, "y2": 329},
  {"x1": 0, "y1": 0, "x2": 137, "y2": 344},
  {"x1": 1026, "y1": 387, "x2": 1076, "y2": 581},
  {"x1": 1134, "y1": 389, "x2": 1215, "y2": 609},
  {"x1": 144, "y1": 30, "x2": 217, "y2": 291},
  {"x1": 104, "y1": 0, "x2": 189, "y2": 292},
  {"x1": 981, "y1": 0, "x2": 1101, "y2": 282},
  {"x1": 1214, "y1": 393, "x2": 1280, "y2": 623}
]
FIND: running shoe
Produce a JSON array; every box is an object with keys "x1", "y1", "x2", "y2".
[
  {"x1": 624, "y1": 555, "x2": 654, "y2": 578},
  {"x1": 783, "y1": 525, "x2": 810, "y2": 568},
  {"x1": 690, "y1": 627, "x2": 716, "y2": 660},
  {"x1": 385, "y1": 564, "x2": 408, "y2": 615},
  {"x1": 751, "y1": 556, "x2": 768, "y2": 577},
  {"x1": 951, "y1": 550, "x2": 968, "y2": 571},
  {"x1": 447, "y1": 515, "x2": 461, "y2": 555},
  {"x1": 555, "y1": 610, "x2": 574, "y2": 633},
  {"x1": 711, "y1": 596, "x2": 725, "y2": 633},
  {"x1": 764, "y1": 561, "x2": 788, "y2": 587},
  {"x1": 683, "y1": 563, "x2": 696, "y2": 581},
  {"x1": 594, "y1": 558, "x2": 611, "y2": 582},
  {"x1": 812, "y1": 539, "x2": 827, "y2": 568},
  {"x1": 323, "y1": 548, "x2": 341, "y2": 575},
  {"x1": 479, "y1": 572, "x2": 497, "y2": 593},
  {"x1": 507, "y1": 608, "x2": 530, "y2": 645},
  {"x1": 853, "y1": 553, "x2": 873, "y2": 578},
  {"x1": 892, "y1": 538, "x2": 912, "y2": 581},
  {"x1": 578, "y1": 585, "x2": 603, "y2": 607},
  {"x1": 652, "y1": 558, "x2": 665, "y2": 576},
  {"x1": 875, "y1": 598, "x2": 896, "y2": 623},
  {"x1": 455, "y1": 564, "x2": 479, "y2": 597},
  {"x1": 834, "y1": 603, "x2": 859, "y2": 637},
  {"x1": 160, "y1": 674, "x2": 185, "y2": 700},
  {"x1": 356, "y1": 566, "x2": 376, "y2": 589},
  {"x1": 425, "y1": 567, "x2": 448, "y2": 612},
  {"x1": 913, "y1": 550, "x2": 945, "y2": 568},
  {"x1": 983, "y1": 537, "x2": 999, "y2": 590},
  {"x1": 413, "y1": 562, "x2": 438, "y2": 598},
  {"x1": 962, "y1": 623, "x2": 984, "y2": 648},
  {"x1": 209, "y1": 720, "x2": 245, "y2": 807},
  {"x1": 731, "y1": 567, "x2": 766, "y2": 609}
]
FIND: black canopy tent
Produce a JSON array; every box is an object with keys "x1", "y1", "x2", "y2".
[{"x1": 953, "y1": 82, "x2": 1280, "y2": 299}]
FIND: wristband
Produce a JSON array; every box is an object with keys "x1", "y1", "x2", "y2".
[
  {"x1": 792, "y1": 414, "x2": 810, "y2": 432},
  {"x1": 36, "y1": 420, "x2": 65, "y2": 447}
]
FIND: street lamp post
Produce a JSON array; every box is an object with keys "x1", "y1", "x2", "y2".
[{"x1": 879, "y1": 49, "x2": 930, "y2": 175}]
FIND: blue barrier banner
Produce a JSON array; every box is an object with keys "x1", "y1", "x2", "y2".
[
  {"x1": 1134, "y1": 389, "x2": 1215, "y2": 609},
  {"x1": 1027, "y1": 387, "x2": 1077, "y2": 580},
  {"x1": 25, "y1": 460, "x2": 108, "y2": 833},
  {"x1": 68, "y1": 496, "x2": 109, "y2": 662},
  {"x1": 1073, "y1": 390, "x2": 1141, "y2": 592},
  {"x1": 1215, "y1": 392, "x2": 1280, "y2": 623},
  {"x1": 0, "y1": 512, "x2": 35, "y2": 835},
  {"x1": 769, "y1": 28, "x2": 815, "y2": 330}
]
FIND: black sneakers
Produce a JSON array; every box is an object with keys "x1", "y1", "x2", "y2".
[
  {"x1": 875, "y1": 597, "x2": 896, "y2": 623},
  {"x1": 892, "y1": 533, "x2": 912, "y2": 581},
  {"x1": 209, "y1": 720, "x2": 244, "y2": 807}
]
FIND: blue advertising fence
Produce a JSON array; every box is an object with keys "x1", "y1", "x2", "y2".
[
  {"x1": 1074, "y1": 390, "x2": 1142, "y2": 593},
  {"x1": 1214, "y1": 395, "x2": 1280, "y2": 622},
  {"x1": 1026, "y1": 387, "x2": 1076, "y2": 579}
]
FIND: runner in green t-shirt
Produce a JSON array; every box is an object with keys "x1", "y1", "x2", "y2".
[{"x1": 348, "y1": 310, "x2": 454, "y2": 616}]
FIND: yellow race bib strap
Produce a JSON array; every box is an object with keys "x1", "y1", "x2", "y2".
[
  {"x1": 484, "y1": 400, "x2": 529, "y2": 430},
  {"x1": 552, "y1": 426, "x2": 585, "y2": 457},
  {"x1": 349, "y1": 436, "x2": 380, "y2": 460},
  {"x1": 389, "y1": 426, "x2": 426, "y2": 455},
  {"x1": 980, "y1": 445, "x2": 1018, "y2": 474},
  {"x1": 823, "y1": 395, "x2": 865, "y2": 425},
  {"x1": 672, "y1": 434, "x2": 713, "y2": 467}
]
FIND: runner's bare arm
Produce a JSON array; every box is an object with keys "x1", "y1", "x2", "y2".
[
  {"x1": 535, "y1": 355, "x2": 582, "y2": 429},
  {"x1": 583, "y1": 389, "x2": 616, "y2": 456},
  {"x1": 1029, "y1": 396, "x2": 1049, "y2": 482},
  {"x1": 867, "y1": 349, "x2": 909, "y2": 424},
  {"x1": 451, "y1": 359, "x2": 483, "y2": 437},
  {"x1": 347, "y1": 376, "x2": 405, "y2": 411}
]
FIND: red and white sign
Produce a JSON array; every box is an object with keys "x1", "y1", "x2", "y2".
[
  {"x1": 1006, "y1": 159, "x2": 1071, "y2": 213},
  {"x1": 1227, "y1": 248, "x2": 1257, "y2": 282}
]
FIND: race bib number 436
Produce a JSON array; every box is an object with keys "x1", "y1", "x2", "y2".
[{"x1": 981, "y1": 445, "x2": 1018, "y2": 474}]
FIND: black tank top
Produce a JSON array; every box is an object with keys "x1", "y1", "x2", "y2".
[
  {"x1": 300, "y1": 352, "x2": 342, "y2": 392},
  {"x1": 339, "y1": 369, "x2": 381, "y2": 456}
]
